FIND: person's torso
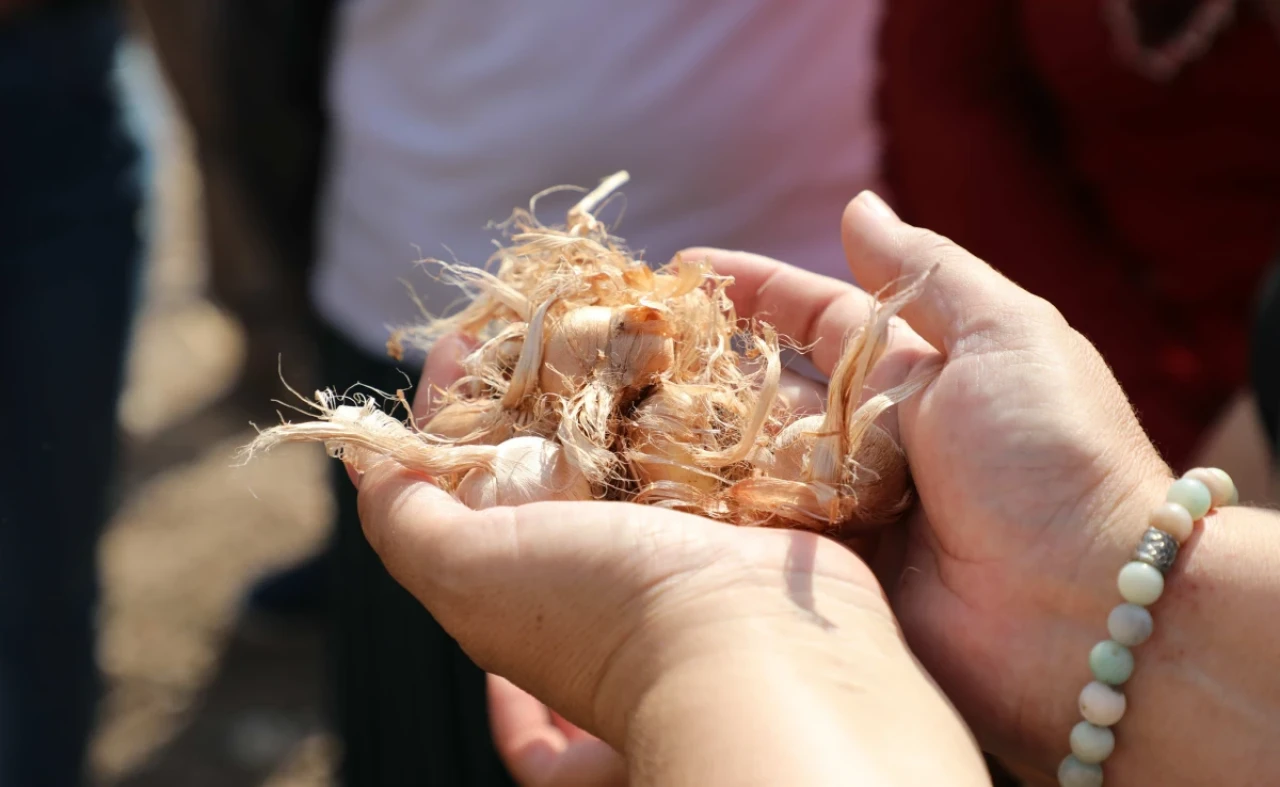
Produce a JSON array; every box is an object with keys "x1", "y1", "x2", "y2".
[
  {"x1": 1017, "y1": 1, "x2": 1280, "y2": 434},
  {"x1": 312, "y1": 0, "x2": 884, "y2": 357},
  {"x1": 1020, "y1": 0, "x2": 1280, "y2": 308}
]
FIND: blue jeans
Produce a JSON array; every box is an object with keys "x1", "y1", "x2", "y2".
[{"x1": 0, "y1": 6, "x2": 144, "y2": 786}]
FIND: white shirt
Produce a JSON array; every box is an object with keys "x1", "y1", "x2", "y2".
[{"x1": 313, "y1": 0, "x2": 885, "y2": 359}]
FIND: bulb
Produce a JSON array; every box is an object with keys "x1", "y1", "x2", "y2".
[
  {"x1": 540, "y1": 305, "x2": 674, "y2": 397},
  {"x1": 455, "y1": 436, "x2": 592, "y2": 509},
  {"x1": 626, "y1": 385, "x2": 721, "y2": 494},
  {"x1": 423, "y1": 400, "x2": 512, "y2": 444}
]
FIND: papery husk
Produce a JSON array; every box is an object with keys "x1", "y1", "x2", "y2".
[
  {"x1": 455, "y1": 436, "x2": 593, "y2": 509},
  {"x1": 245, "y1": 171, "x2": 938, "y2": 538}
]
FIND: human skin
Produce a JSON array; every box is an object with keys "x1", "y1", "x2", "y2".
[
  {"x1": 355, "y1": 193, "x2": 1280, "y2": 785},
  {"x1": 826, "y1": 194, "x2": 1280, "y2": 784}
]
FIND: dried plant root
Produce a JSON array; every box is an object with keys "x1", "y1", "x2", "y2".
[{"x1": 244, "y1": 172, "x2": 937, "y2": 535}]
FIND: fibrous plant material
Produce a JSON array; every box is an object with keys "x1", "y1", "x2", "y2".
[{"x1": 245, "y1": 172, "x2": 937, "y2": 538}]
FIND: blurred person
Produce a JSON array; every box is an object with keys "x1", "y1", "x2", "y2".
[
  {"x1": 137, "y1": 1, "x2": 892, "y2": 784},
  {"x1": 881, "y1": 0, "x2": 1280, "y2": 483},
  {"x1": 1251, "y1": 253, "x2": 1278, "y2": 456},
  {"x1": 0, "y1": 1, "x2": 145, "y2": 785}
]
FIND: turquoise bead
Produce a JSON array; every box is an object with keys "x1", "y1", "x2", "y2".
[
  {"x1": 1117, "y1": 561, "x2": 1165, "y2": 606},
  {"x1": 1090, "y1": 640, "x2": 1134, "y2": 685},
  {"x1": 1184, "y1": 467, "x2": 1237, "y2": 509},
  {"x1": 1058, "y1": 755, "x2": 1104, "y2": 787},
  {"x1": 1107, "y1": 603, "x2": 1154, "y2": 647},
  {"x1": 1166, "y1": 477, "x2": 1212, "y2": 520},
  {"x1": 1071, "y1": 721, "x2": 1116, "y2": 764}
]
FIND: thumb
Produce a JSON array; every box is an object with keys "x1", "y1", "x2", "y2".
[
  {"x1": 411, "y1": 332, "x2": 477, "y2": 424},
  {"x1": 841, "y1": 191, "x2": 1061, "y2": 355}
]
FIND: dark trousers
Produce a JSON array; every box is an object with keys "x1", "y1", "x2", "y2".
[
  {"x1": 317, "y1": 328, "x2": 515, "y2": 787},
  {"x1": 1254, "y1": 258, "x2": 1279, "y2": 457},
  {"x1": 0, "y1": 5, "x2": 143, "y2": 787}
]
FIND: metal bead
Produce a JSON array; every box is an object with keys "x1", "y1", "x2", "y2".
[{"x1": 1133, "y1": 527, "x2": 1179, "y2": 574}]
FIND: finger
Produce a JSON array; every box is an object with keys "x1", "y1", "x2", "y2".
[
  {"x1": 488, "y1": 673, "x2": 566, "y2": 785},
  {"x1": 841, "y1": 191, "x2": 1056, "y2": 355},
  {"x1": 411, "y1": 333, "x2": 475, "y2": 423},
  {"x1": 356, "y1": 462, "x2": 707, "y2": 635},
  {"x1": 355, "y1": 463, "x2": 492, "y2": 604},
  {"x1": 549, "y1": 711, "x2": 596, "y2": 743},
  {"x1": 686, "y1": 247, "x2": 885, "y2": 375},
  {"x1": 687, "y1": 248, "x2": 936, "y2": 425},
  {"x1": 489, "y1": 675, "x2": 628, "y2": 787},
  {"x1": 777, "y1": 367, "x2": 827, "y2": 415}
]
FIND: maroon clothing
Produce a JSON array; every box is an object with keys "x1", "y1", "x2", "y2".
[{"x1": 883, "y1": 0, "x2": 1280, "y2": 465}]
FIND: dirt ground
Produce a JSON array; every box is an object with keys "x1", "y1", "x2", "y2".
[{"x1": 88, "y1": 47, "x2": 336, "y2": 787}]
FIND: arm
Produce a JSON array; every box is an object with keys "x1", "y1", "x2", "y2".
[
  {"x1": 351, "y1": 458, "x2": 989, "y2": 787},
  {"x1": 1191, "y1": 392, "x2": 1277, "y2": 506},
  {"x1": 619, "y1": 591, "x2": 988, "y2": 787},
  {"x1": 837, "y1": 191, "x2": 1280, "y2": 784},
  {"x1": 1034, "y1": 503, "x2": 1280, "y2": 784}
]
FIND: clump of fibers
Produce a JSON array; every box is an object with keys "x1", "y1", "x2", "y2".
[{"x1": 243, "y1": 172, "x2": 937, "y2": 538}]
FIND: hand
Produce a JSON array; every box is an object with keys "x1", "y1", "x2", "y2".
[
  {"x1": 351, "y1": 318, "x2": 985, "y2": 785},
  {"x1": 488, "y1": 674, "x2": 625, "y2": 787},
  {"x1": 482, "y1": 362, "x2": 830, "y2": 787},
  {"x1": 698, "y1": 192, "x2": 1173, "y2": 776}
]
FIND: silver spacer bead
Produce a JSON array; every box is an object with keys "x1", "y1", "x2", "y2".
[{"x1": 1133, "y1": 527, "x2": 1179, "y2": 574}]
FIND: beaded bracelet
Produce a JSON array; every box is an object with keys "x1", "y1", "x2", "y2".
[{"x1": 1057, "y1": 467, "x2": 1238, "y2": 786}]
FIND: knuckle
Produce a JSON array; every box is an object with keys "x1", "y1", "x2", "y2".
[{"x1": 900, "y1": 226, "x2": 965, "y2": 270}]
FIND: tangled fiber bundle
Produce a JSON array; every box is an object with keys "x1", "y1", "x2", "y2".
[{"x1": 246, "y1": 172, "x2": 936, "y2": 538}]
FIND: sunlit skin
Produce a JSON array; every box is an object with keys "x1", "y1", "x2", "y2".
[{"x1": 350, "y1": 193, "x2": 1280, "y2": 786}]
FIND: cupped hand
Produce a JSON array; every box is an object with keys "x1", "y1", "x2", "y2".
[
  {"x1": 700, "y1": 192, "x2": 1174, "y2": 774},
  {"x1": 350, "y1": 330, "x2": 970, "y2": 783}
]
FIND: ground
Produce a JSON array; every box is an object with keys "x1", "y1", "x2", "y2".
[{"x1": 89, "y1": 48, "x2": 336, "y2": 787}]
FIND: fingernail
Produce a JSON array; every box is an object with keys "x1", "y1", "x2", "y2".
[
  {"x1": 345, "y1": 461, "x2": 362, "y2": 490},
  {"x1": 855, "y1": 191, "x2": 898, "y2": 222}
]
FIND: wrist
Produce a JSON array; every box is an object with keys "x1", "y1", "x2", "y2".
[
  {"x1": 600, "y1": 578, "x2": 986, "y2": 785},
  {"x1": 590, "y1": 569, "x2": 895, "y2": 743},
  {"x1": 1018, "y1": 497, "x2": 1280, "y2": 783},
  {"x1": 1101, "y1": 505, "x2": 1280, "y2": 784},
  {"x1": 1014, "y1": 459, "x2": 1173, "y2": 752}
]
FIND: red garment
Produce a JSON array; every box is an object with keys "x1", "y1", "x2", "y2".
[{"x1": 882, "y1": 0, "x2": 1280, "y2": 466}]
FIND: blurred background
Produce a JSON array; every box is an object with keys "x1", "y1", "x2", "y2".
[
  {"x1": 2, "y1": 1, "x2": 1276, "y2": 786},
  {"x1": 3, "y1": 7, "x2": 336, "y2": 786},
  {"x1": 89, "y1": 37, "x2": 335, "y2": 787}
]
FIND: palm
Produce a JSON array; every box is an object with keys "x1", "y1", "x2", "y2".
[
  {"x1": 702, "y1": 211, "x2": 1171, "y2": 764},
  {"x1": 403, "y1": 333, "x2": 891, "y2": 779},
  {"x1": 890, "y1": 338, "x2": 1165, "y2": 756}
]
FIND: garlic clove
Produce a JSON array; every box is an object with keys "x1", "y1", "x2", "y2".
[
  {"x1": 455, "y1": 436, "x2": 593, "y2": 509},
  {"x1": 422, "y1": 400, "x2": 513, "y2": 444}
]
